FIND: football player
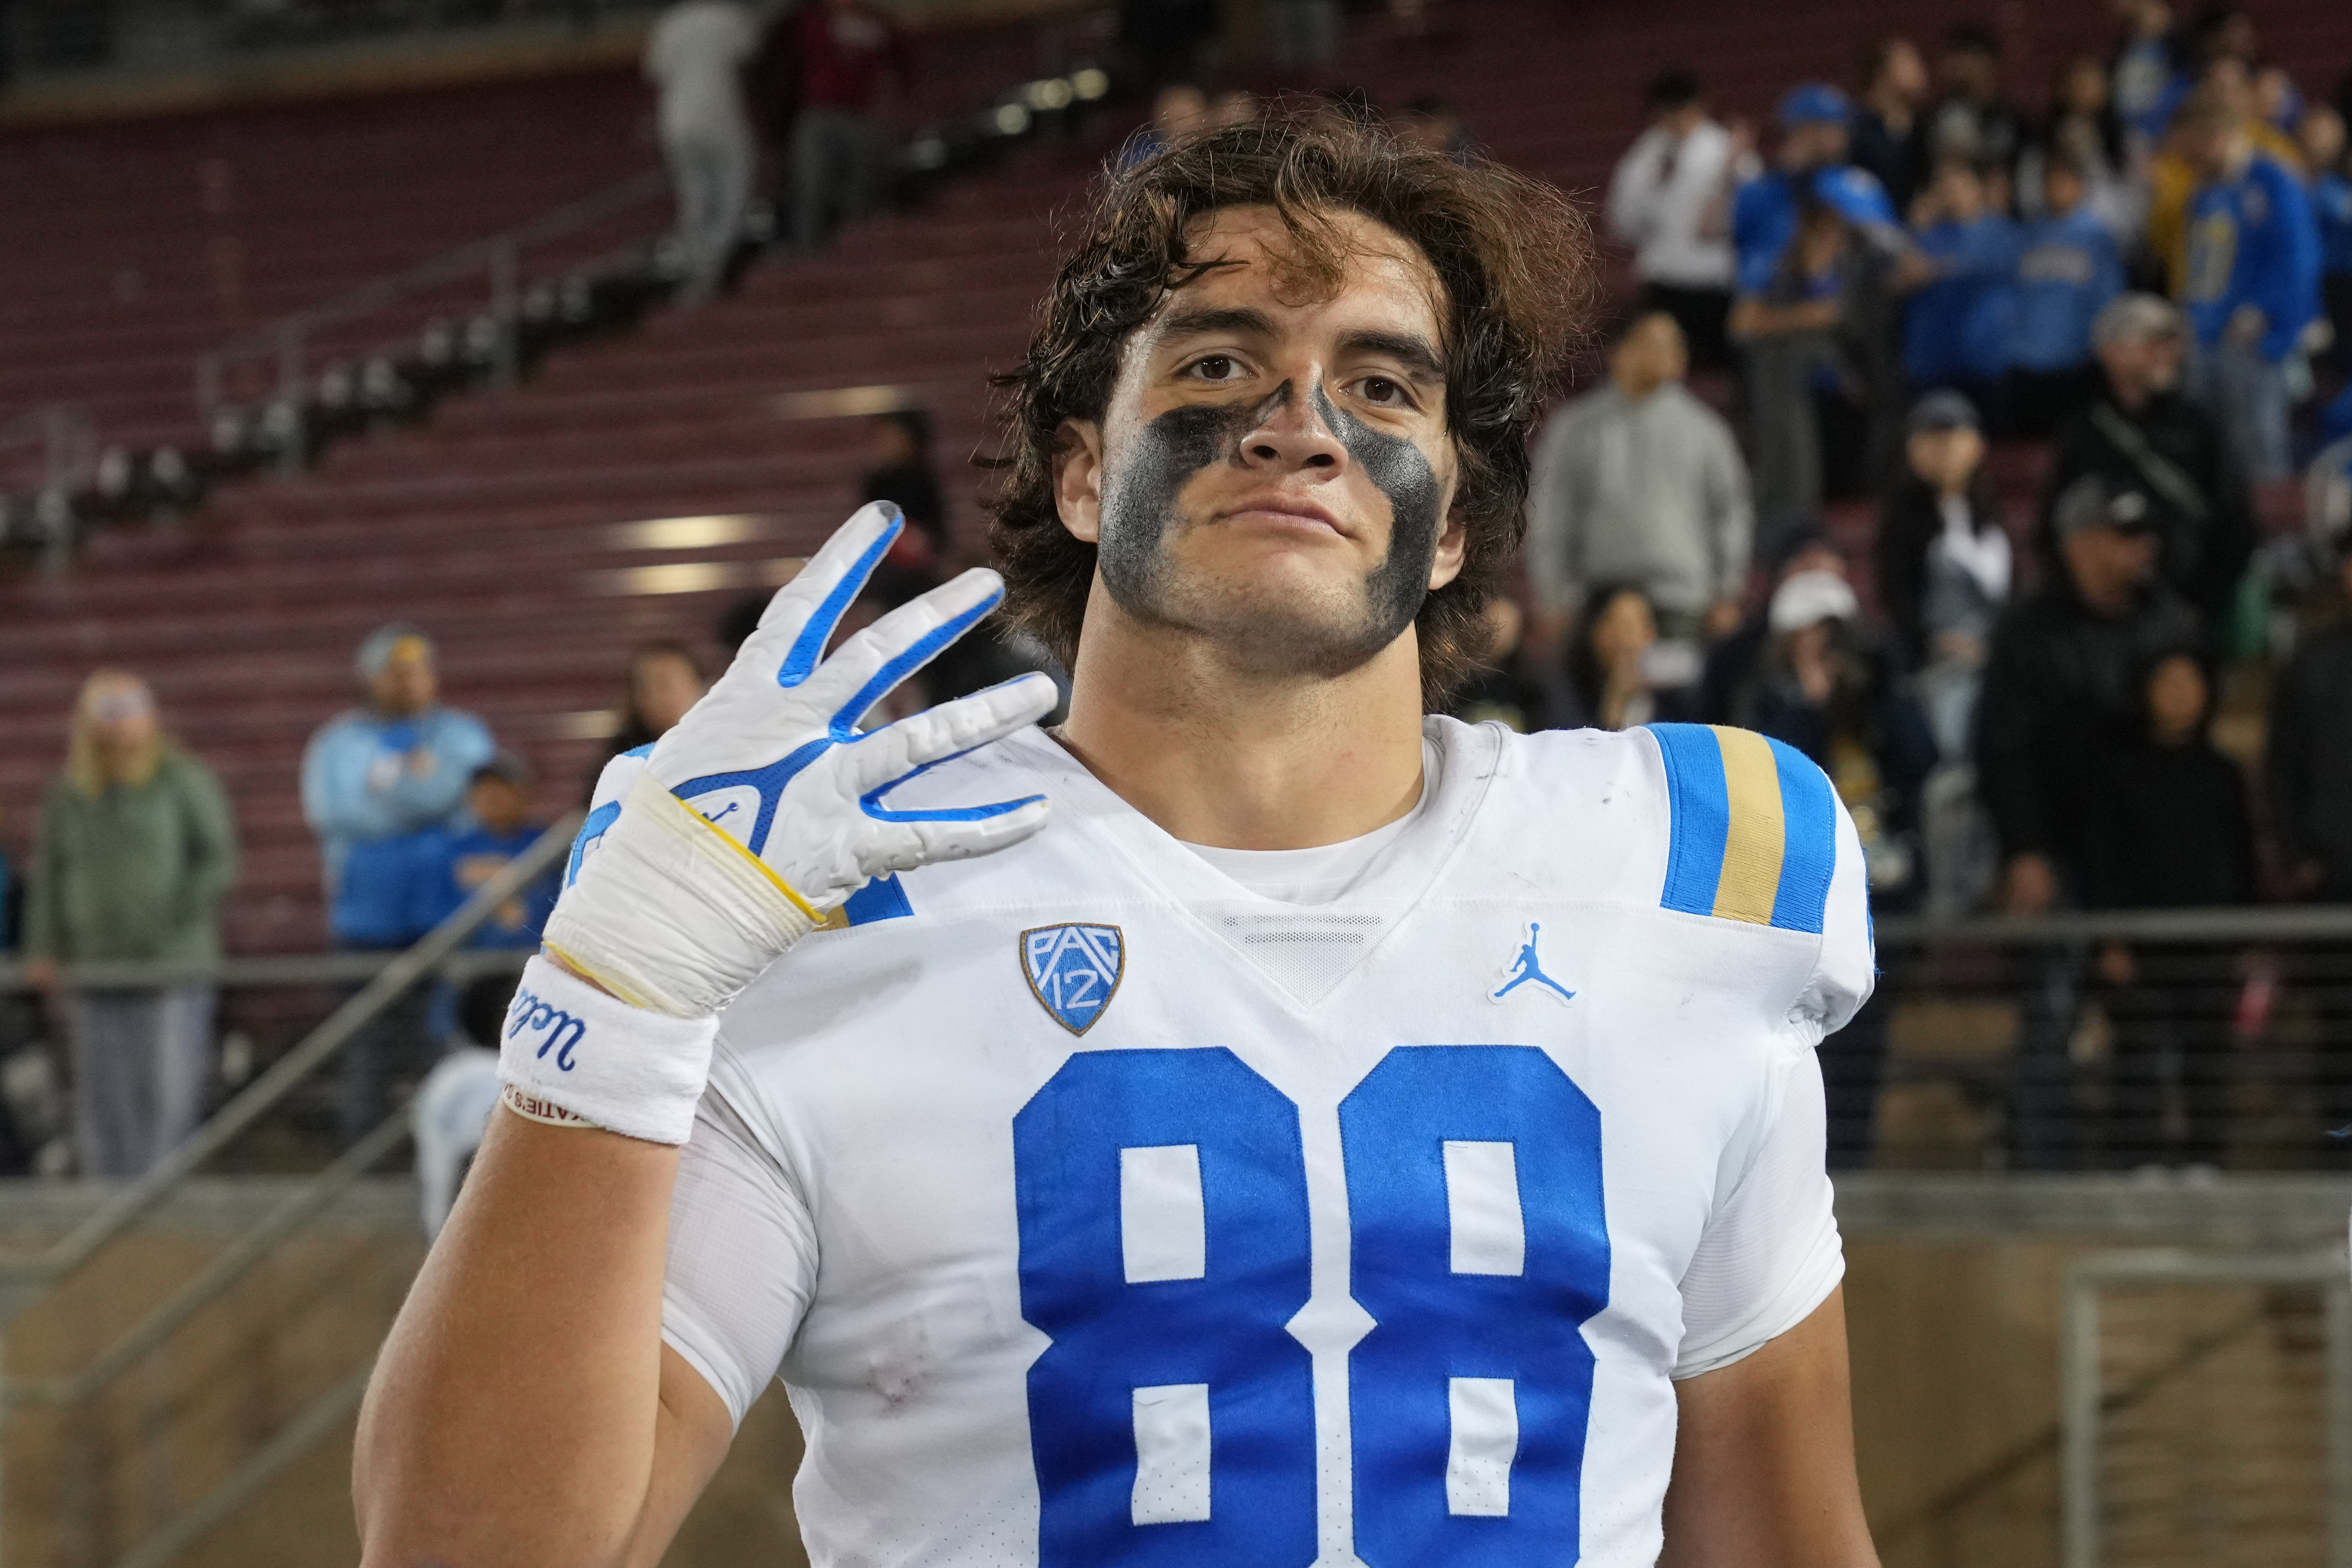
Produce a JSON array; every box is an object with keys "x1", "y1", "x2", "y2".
[{"x1": 358, "y1": 109, "x2": 1881, "y2": 1568}]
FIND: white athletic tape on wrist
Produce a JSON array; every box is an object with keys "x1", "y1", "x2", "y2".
[
  {"x1": 496, "y1": 954, "x2": 721, "y2": 1145},
  {"x1": 541, "y1": 771, "x2": 820, "y2": 1019}
]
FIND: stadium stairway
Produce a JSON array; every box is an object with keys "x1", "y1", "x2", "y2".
[{"x1": 2, "y1": 0, "x2": 2347, "y2": 963}]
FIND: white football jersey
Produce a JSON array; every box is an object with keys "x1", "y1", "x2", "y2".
[{"x1": 654, "y1": 717, "x2": 1873, "y2": 1568}]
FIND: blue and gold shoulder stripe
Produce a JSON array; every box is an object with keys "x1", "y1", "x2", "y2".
[{"x1": 1643, "y1": 723, "x2": 1839, "y2": 936}]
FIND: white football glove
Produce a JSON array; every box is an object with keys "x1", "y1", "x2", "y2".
[{"x1": 502, "y1": 502, "x2": 1057, "y2": 1142}]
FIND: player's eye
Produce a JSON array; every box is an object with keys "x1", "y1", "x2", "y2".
[
  {"x1": 1356, "y1": 375, "x2": 1412, "y2": 408},
  {"x1": 1185, "y1": 353, "x2": 1244, "y2": 383}
]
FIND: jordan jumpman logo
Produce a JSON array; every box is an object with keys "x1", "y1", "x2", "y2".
[{"x1": 1491, "y1": 921, "x2": 1575, "y2": 1004}]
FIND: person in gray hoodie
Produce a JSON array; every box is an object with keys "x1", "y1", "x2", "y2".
[{"x1": 1524, "y1": 310, "x2": 1753, "y2": 660}]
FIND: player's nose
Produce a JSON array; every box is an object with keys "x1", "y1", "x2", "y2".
[{"x1": 1238, "y1": 374, "x2": 1347, "y2": 474}]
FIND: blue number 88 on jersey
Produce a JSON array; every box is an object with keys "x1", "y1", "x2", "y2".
[{"x1": 1012, "y1": 1046, "x2": 1610, "y2": 1567}]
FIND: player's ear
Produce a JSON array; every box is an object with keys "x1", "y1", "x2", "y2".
[
  {"x1": 1054, "y1": 419, "x2": 1105, "y2": 544},
  {"x1": 1426, "y1": 499, "x2": 1469, "y2": 591}
]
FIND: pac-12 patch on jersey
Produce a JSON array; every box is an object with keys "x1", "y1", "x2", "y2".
[{"x1": 1021, "y1": 924, "x2": 1125, "y2": 1034}]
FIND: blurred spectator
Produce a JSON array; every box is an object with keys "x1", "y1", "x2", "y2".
[
  {"x1": 2174, "y1": 82, "x2": 2323, "y2": 481},
  {"x1": 2019, "y1": 55, "x2": 2142, "y2": 242},
  {"x1": 1850, "y1": 38, "x2": 1931, "y2": 218},
  {"x1": 1730, "y1": 84, "x2": 1897, "y2": 302},
  {"x1": 1447, "y1": 598, "x2": 1553, "y2": 733},
  {"x1": 1121, "y1": 82, "x2": 1208, "y2": 170},
  {"x1": 303, "y1": 625, "x2": 493, "y2": 949},
  {"x1": 861, "y1": 409, "x2": 949, "y2": 562},
  {"x1": 1731, "y1": 86, "x2": 1901, "y2": 534},
  {"x1": 409, "y1": 754, "x2": 558, "y2": 950},
  {"x1": 2109, "y1": 0, "x2": 2181, "y2": 148},
  {"x1": 1397, "y1": 94, "x2": 1473, "y2": 165},
  {"x1": 2269, "y1": 511, "x2": 2352, "y2": 1157},
  {"x1": 644, "y1": 0, "x2": 759, "y2": 301},
  {"x1": 1697, "y1": 532, "x2": 1848, "y2": 721},
  {"x1": 1729, "y1": 572, "x2": 1935, "y2": 904},
  {"x1": 1560, "y1": 584, "x2": 1694, "y2": 731},
  {"x1": 1897, "y1": 156, "x2": 2021, "y2": 415},
  {"x1": 1876, "y1": 391, "x2": 2009, "y2": 755},
  {"x1": 302, "y1": 624, "x2": 491, "y2": 1146},
  {"x1": 1982, "y1": 473, "x2": 2202, "y2": 920},
  {"x1": 606, "y1": 641, "x2": 708, "y2": 763},
  {"x1": 1206, "y1": 88, "x2": 1259, "y2": 130},
  {"x1": 2008, "y1": 153, "x2": 2126, "y2": 436},
  {"x1": 2270, "y1": 516, "x2": 2352, "y2": 905},
  {"x1": 2045, "y1": 292, "x2": 2254, "y2": 626},
  {"x1": 2085, "y1": 649, "x2": 2252, "y2": 1167},
  {"x1": 715, "y1": 593, "x2": 765, "y2": 657},
  {"x1": 1979, "y1": 474, "x2": 2200, "y2": 1167},
  {"x1": 1117, "y1": 0, "x2": 1218, "y2": 94},
  {"x1": 1925, "y1": 22, "x2": 2026, "y2": 180},
  {"x1": 1525, "y1": 311, "x2": 1750, "y2": 650},
  {"x1": 1606, "y1": 69, "x2": 1736, "y2": 367},
  {"x1": 1732, "y1": 569, "x2": 1934, "y2": 1167},
  {"x1": 23, "y1": 673, "x2": 236, "y2": 1178},
  {"x1": 2305, "y1": 105, "x2": 2352, "y2": 371},
  {"x1": 788, "y1": 0, "x2": 912, "y2": 252},
  {"x1": 2253, "y1": 64, "x2": 2302, "y2": 135},
  {"x1": 0, "y1": 798, "x2": 16, "y2": 954},
  {"x1": 412, "y1": 972, "x2": 512, "y2": 1241},
  {"x1": 1733, "y1": 193, "x2": 1893, "y2": 541},
  {"x1": 745, "y1": 3, "x2": 805, "y2": 216},
  {"x1": 1264, "y1": 0, "x2": 1338, "y2": 74}
]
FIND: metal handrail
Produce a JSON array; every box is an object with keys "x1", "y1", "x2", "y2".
[
  {"x1": 193, "y1": 167, "x2": 668, "y2": 423},
  {"x1": 0, "y1": 810, "x2": 580, "y2": 1302}
]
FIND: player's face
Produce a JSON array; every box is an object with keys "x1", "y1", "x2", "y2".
[{"x1": 1055, "y1": 204, "x2": 1466, "y2": 679}]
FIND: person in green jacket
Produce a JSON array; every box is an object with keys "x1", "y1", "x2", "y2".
[{"x1": 23, "y1": 672, "x2": 237, "y2": 1178}]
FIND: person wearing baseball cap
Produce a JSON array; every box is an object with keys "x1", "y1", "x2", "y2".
[
  {"x1": 2040, "y1": 290, "x2": 2256, "y2": 627},
  {"x1": 1728, "y1": 83, "x2": 1899, "y2": 304},
  {"x1": 1730, "y1": 563, "x2": 1934, "y2": 1168},
  {"x1": 301, "y1": 622, "x2": 495, "y2": 1143},
  {"x1": 1977, "y1": 471, "x2": 2202, "y2": 1166}
]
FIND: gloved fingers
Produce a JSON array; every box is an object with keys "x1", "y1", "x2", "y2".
[
  {"x1": 802, "y1": 567, "x2": 1007, "y2": 735},
  {"x1": 735, "y1": 501, "x2": 906, "y2": 690},
  {"x1": 863, "y1": 794, "x2": 1053, "y2": 877},
  {"x1": 839, "y1": 671, "x2": 1060, "y2": 807}
]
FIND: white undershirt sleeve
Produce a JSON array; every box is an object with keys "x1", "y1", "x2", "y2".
[
  {"x1": 1671, "y1": 1045, "x2": 1844, "y2": 1380},
  {"x1": 660, "y1": 1072, "x2": 820, "y2": 1431}
]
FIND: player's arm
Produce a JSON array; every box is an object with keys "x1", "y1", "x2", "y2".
[
  {"x1": 1658, "y1": 1286, "x2": 1880, "y2": 1568},
  {"x1": 354, "y1": 504, "x2": 1057, "y2": 1568},
  {"x1": 356, "y1": 1115, "x2": 730, "y2": 1568}
]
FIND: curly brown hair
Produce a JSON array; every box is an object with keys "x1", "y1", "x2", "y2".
[{"x1": 986, "y1": 105, "x2": 1595, "y2": 707}]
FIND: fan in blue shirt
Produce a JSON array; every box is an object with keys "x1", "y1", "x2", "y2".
[
  {"x1": 2173, "y1": 84, "x2": 2322, "y2": 481},
  {"x1": 2179, "y1": 143, "x2": 2320, "y2": 364},
  {"x1": 1731, "y1": 83, "x2": 1898, "y2": 300},
  {"x1": 408, "y1": 756, "x2": 558, "y2": 949},
  {"x1": 1898, "y1": 158, "x2": 2021, "y2": 410},
  {"x1": 2008, "y1": 156, "x2": 2124, "y2": 433}
]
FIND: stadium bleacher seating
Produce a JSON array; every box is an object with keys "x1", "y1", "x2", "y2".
[{"x1": 0, "y1": 0, "x2": 2345, "y2": 959}]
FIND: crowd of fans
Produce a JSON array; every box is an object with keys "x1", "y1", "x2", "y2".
[{"x1": 1472, "y1": 4, "x2": 2352, "y2": 1169}]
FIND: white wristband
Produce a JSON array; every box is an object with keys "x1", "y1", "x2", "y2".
[{"x1": 497, "y1": 954, "x2": 721, "y2": 1145}]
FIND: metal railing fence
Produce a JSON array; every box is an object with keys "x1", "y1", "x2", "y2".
[
  {"x1": 2060, "y1": 1248, "x2": 2352, "y2": 1568},
  {"x1": 1863, "y1": 905, "x2": 2352, "y2": 1176},
  {"x1": 0, "y1": 812, "x2": 579, "y2": 1568}
]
